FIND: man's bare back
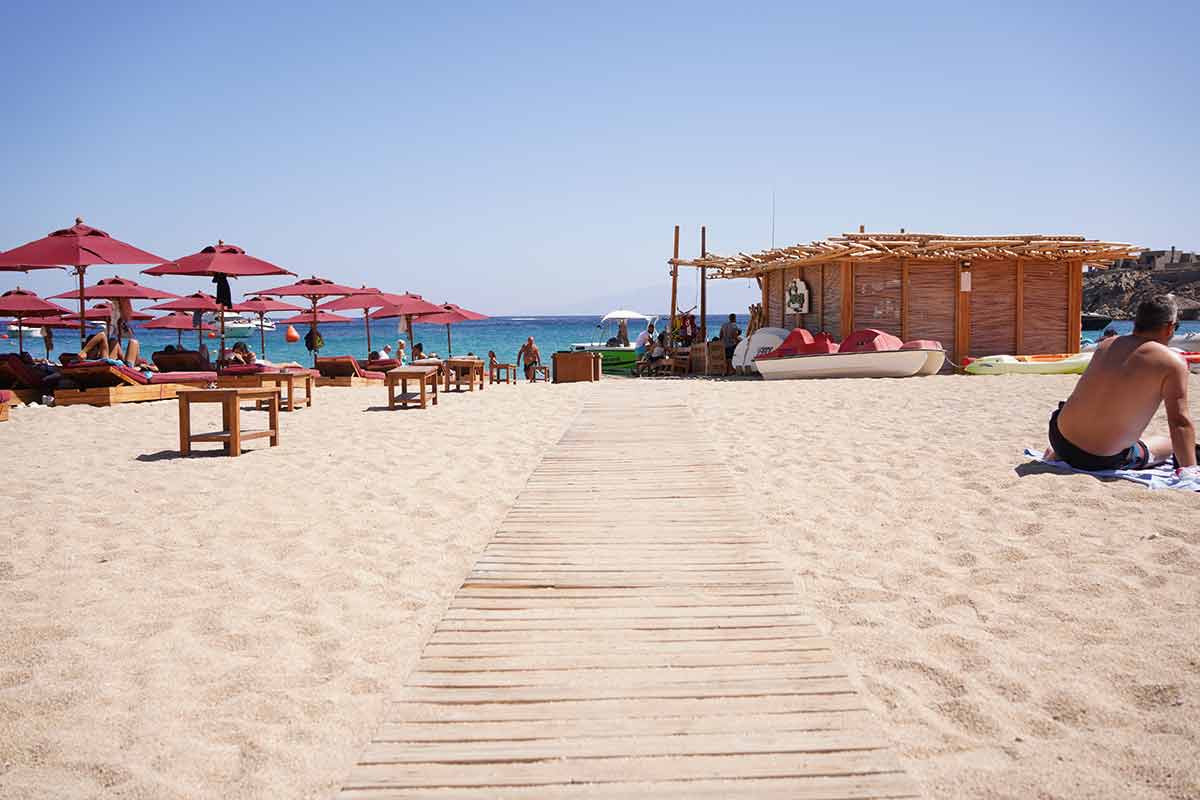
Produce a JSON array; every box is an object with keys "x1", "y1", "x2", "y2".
[
  {"x1": 1057, "y1": 335, "x2": 1182, "y2": 455},
  {"x1": 1048, "y1": 295, "x2": 1195, "y2": 472}
]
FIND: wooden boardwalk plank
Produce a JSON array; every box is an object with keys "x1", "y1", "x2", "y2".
[{"x1": 336, "y1": 396, "x2": 918, "y2": 798}]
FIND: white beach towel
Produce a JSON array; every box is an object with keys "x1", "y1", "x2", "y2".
[{"x1": 1022, "y1": 448, "x2": 1200, "y2": 492}]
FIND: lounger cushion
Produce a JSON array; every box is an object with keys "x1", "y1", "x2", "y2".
[
  {"x1": 0, "y1": 389, "x2": 14, "y2": 404},
  {"x1": 220, "y1": 363, "x2": 270, "y2": 376},
  {"x1": 361, "y1": 369, "x2": 386, "y2": 380}
]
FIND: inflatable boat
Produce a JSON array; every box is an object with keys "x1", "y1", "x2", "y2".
[
  {"x1": 964, "y1": 352, "x2": 1093, "y2": 375},
  {"x1": 754, "y1": 328, "x2": 945, "y2": 380}
]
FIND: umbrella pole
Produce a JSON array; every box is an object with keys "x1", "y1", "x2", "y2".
[
  {"x1": 259, "y1": 313, "x2": 267, "y2": 359},
  {"x1": 76, "y1": 267, "x2": 86, "y2": 349},
  {"x1": 197, "y1": 324, "x2": 203, "y2": 352},
  {"x1": 17, "y1": 314, "x2": 24, "y2": 356},
  {"x1": 177, "y1": 330, "x2": 182, "y2": 348},
  {"x1": 219, "y1": 307, "x2": 227, "y2": 363},
  {"x1": 406, "y1": 314, "x2": 414, "y2": 350},
  {"x1": 446, "y1": 323, "x2": 451, "y2": 357},
  {"x1": 364, "y1": 309, "x2": 372, "y2": 359},
  {"x1": 310, "y1": 298, "x2": 318, "y2": 368}
]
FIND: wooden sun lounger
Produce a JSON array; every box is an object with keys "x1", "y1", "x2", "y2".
[
  {"x1": 315, "y1": 356, "x2": 386, "y2": 388},
  {"x1": 54, "y1": 362, "x2": 216, "y2": 407},
  {"x1": 0, "y1": 389, "x2": 13, "y2": 422}
]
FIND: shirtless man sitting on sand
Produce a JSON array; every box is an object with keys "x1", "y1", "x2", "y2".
[
  {"x1": 1046, "y1": 294, "x2": 1197, "y2": 478},
  {"x1": 516, "y1": 337, "x2": 541, "y2": 382}
]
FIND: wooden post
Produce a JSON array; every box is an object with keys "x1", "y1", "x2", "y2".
[
  {"x1": 955, "y1": 262, "x2": 972, "y2": 367},
  {"x1": 669, "y1": 225, "x2": 680, "y2": 343},
  {"x1": 76, "y1": 267, "x2": 87, "y2": 348},
  {"x1": 1067, "y1": 260, "x2": 1082, "y2": 353},
  {"x1": 900, "y1": 258, "x2": 910, "y2": 342},
  {"x1": 1014, "y1": 258, "x2": 1024, "y2": 354},
  {"x1": 839, "y1": 261, "x2": 854, "y2": 339},
  {"x1": 699, "y1": 226, "x2": 707, "y2": 343}
]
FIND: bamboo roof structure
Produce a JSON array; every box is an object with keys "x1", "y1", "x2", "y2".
[{"x1": 672, "y1": 231, "x2": 1140, "y2": 279}]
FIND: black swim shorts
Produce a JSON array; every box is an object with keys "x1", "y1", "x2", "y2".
[{"x1": 1048, "y1": 402, "x2": 1150, "y2": 471}]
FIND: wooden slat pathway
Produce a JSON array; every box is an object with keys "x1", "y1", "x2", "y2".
[{"x1": 338, "y1": 398, "x2": 919, "y2": 799}]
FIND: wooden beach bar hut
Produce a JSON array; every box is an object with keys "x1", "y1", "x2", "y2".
[{"x1": 671, "y1": 230, "x2": 1138, "y2": 365}]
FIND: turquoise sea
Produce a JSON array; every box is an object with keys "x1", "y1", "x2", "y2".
[
  {"x1": 3, "y1": 315, "x2": 1198, "y2": 364},
  {"x1": 1, "y1": 314, "x2": 748, "y2": 365}
]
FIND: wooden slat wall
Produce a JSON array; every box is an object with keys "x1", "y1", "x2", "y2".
[
  {"x1": 765, "y1": 270, "x2": 784, "y2": 328},
  {"x1": 822, "y1": 265, "x2": 841, "y2": 336},
  {"x1": 853, "y1": 261, "x2": 902, "y2": 337},
  {"x1": 1023, "y1": 262, "x2": 1070, "y2": 354},
  {"x1": 801, "y1": 265, "x2": 823, "y2": 332},
  {"x1": 904, "y1": 263, "x2": 957, "y2": 357},
  {"x1": 969, "y1": 261, "x2": 1017, "y2": 357}
]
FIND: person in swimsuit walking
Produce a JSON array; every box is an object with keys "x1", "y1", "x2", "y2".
[
  {"x1": 1046, "y1": 294, "x2": 1197, "y2": 477},
  {"x1": 516, "y1": 336, "x2": 542, "y2": 382}
]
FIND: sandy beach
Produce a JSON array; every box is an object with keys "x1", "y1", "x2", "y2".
[{"x1": 2, "y1": 374, "x2": 1198, "y2": 799}]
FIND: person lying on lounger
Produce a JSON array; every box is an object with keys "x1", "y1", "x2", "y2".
[
  {"x1": 79, "y1": 298, "x2": 141, "y2": 365},
  {"x1": 1046, "y1": 294, "x2": 1197, "y2": 478}
]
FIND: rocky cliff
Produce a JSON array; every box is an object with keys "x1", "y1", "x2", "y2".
[{"x1": 1083, "y1": 268, "x2": 1200, "y2": 320}]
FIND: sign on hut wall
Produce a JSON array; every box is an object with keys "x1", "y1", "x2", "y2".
[{"x1": 785, "y1": 278, "x2": 811, "y2": 314}]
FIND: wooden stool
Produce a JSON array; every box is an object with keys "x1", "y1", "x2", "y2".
[
  {"x1": 531, "y1": 364, "x2": 550, "y2": 382},
  {"x1": 490, "y1": 363, "x2": 516, "y2": 384},
  {"x1": 445, "y1": 358, "x2": 486, "y2": 392},
  {"x1": 386, "y1": 366, "x2": 440, "y2": 409},
  {"x1": 178, "y1": 388, "x2": 280, "y2": 457}
]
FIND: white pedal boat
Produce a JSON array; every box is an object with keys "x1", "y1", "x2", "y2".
[{"x1": 755, "y1": 329, "x2": 945, "y2": 380}]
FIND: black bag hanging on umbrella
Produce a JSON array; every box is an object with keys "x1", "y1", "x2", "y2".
[{"x1": 212, "y1": 274, "x2": 232, "y2": 307}]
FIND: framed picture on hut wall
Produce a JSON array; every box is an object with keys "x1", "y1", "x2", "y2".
[{"x1": 786, "y1": 278, "x2": 811, "y2": 314}]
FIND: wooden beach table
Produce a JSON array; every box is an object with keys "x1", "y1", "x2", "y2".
[
  {"x1": 177, "y1": 387, "x2": 280, "y2": 457},
  {"x1": 444, "y1": 357, "x2": 485, "y2": 392},
  {"x1": 219, "y1": 370, "x2": 315, "y2": 412},
  {"x1": 386, "y1": 365, "x2": 440, "y2": 409}
]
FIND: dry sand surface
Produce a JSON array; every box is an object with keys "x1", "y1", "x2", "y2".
[
  {"x1": 690, "y1": 374, "x2": 1200, "y2": 799},
  {"x1": 0, "y1": 381, "x2": 583, "y2": 799},
  {"x1": 2, "y1": 373, "x2": 1198, "y2": 799}
]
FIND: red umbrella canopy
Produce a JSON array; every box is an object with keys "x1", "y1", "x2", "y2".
[
  {"x1": 231, "y1": 296, "x2": 303, "y2": 314},
  {"x1": 257, "y1": 276, "x2": 370, "y2": 299},
  {"x1": 0, "y1": 288, "x2": 71, "y2": 317},
  {"x1": 0, "y1": 218, "x2": 167, "y2": 270},
  {"x1": 145, "y1": 291, "x2": 223, "y2": 313},
  {"x1": 276, "y1": 309, "x2": 355, "y2": 325},
  {"x1": 143, "y1": 241, "x2": 295, "y2": 278},
  {"x1": 418, "y1": 302, "x2": 489, "y2": 325},
  {"x1": 51, "y1": 276, "x2": 178, "y2": 301},
  {"x1": 63, "y1": 301, "x2": 154, "y2": 322},
  {"x1": 142, "y1": 312, "x2": 215, "y2": 332},
  {"x1": 369, "y1": 292, "x2": 449, "y2": 320},
  {"x1": 22, "y1": 315, "x2": 85, "y2": 329}
]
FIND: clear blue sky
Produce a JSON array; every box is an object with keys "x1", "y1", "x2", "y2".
[{"x1": 1, "y1": 1, "x2": 1196, "y2": 314}]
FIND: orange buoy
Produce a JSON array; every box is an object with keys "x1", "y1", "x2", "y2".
[
  {"x1": 208, "y1": 331, "x2": 217, "y2": 338},
  {"x1": 285, "y1": 324, "x2": 300, "y2": 343},
  {"x1": 0, "y1": 334, "x2": 7, "y2": 339}
]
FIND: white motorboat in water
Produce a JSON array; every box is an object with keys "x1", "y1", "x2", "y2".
[
  {"x1": 210, "y1": 311, "x2": 254, "y2": 338},
  {"x1": 755, "y1": 328, "x2": 945, "y2": 380}
]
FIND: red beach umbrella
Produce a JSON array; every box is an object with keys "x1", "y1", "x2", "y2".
[
  {"x1": 143, "y1": 311, "x2": 216, "y2": 348},
  {"x1": 0, "y1": 218, "x2": 168, "y2": 347},
  {"x1": 0, "y1": 288, "x2": 71, "y2": 354},
  {"x1": 368, "y1": 292, "x2": 450, "y2": 351},
  {"x1": 257, "y1": 277, "x2": 370, "y2": 365},
  {"x1": 320, "y1": 288, "x2": 442, "y2": 359},
  {"x1": 145, "y1": 291, "x2": 223, "y2": 313},
  {"x1": 51, "y1": 277, "x2": 177, "y2": 353},
  {"x1": 51, "y1": 276, "x2": 178, "y2": 302},
  {"x1": 143, "y1": 241, "x2": 295, "y2": 357},
  {"x1": 230, "y1": 296, "x2": 302, "y2": 359},
  {"x1": 63, "y1": 301, "x2": 153, "y2": 322},
  {"x1": 414, "y1": 303, "x2": 490, "y2": 357},
  {"x1": 144, "y1": 293, "x2": 223, "y2": 350}
]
